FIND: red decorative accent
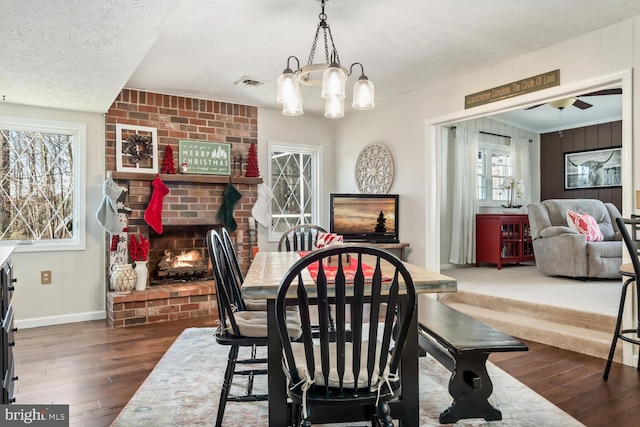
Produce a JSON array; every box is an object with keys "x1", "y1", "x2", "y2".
[
  {"x1": 128, "y1": 233, "x2": 150, "y2": 261},
  {"x1": 161, "y1": 145, "x2": 176, "y2": 174},
  {"x1": 144, "y1": 176, "x2": 170, "y2": 234},
  {"x1": 566, "y1": 210, "x2": 604, "y2": 242},
  {"x1": 298, "y1": 252, "x2": 390, "y2": 284},
  {"x1": 245, "y1": 142, "x2": 260, "y2": 177}
]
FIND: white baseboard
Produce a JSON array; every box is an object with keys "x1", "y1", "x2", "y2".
[{"x1": 15, "y1": 311, "x2": 106, "y2": 329}]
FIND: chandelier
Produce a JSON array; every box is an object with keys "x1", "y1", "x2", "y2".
[{"x1": 276, "y1": 0, "x2": 375, "y2": 118}]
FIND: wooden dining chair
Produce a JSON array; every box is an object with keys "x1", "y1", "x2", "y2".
[
  {"x1": 604, "y1": 217, "x2": 640, "y2": 380},
  {"x1": 207, "y1": 229, "x2": 301, "y2": 426},
  {"x1": 275, "y1": 245, "x2": 416, "y2": 426},
  {"x1": 278, "y1": 224, "x2": 327, "y2": 252},
  {"x1": 221, "y1": 227, "x2": 244, "y2": 283}
]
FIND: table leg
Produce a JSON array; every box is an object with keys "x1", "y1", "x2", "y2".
[
  {"x1": 267, "y1": 299, "x2": 288, "y2": 426},
  {"x1": 401, "y1": 310, "x2": 419, "y2": 427}
]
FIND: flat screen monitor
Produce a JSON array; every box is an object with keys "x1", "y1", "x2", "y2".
[{"x1": 329, "y1": 194, "x2": 399, "y2": 242}]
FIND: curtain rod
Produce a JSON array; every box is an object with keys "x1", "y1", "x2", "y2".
[{"x1": 450, "y1": 126, "x2": 532, "y2": 143}]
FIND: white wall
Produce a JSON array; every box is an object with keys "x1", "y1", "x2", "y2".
[
  {"x1": 335, "y1": 17, "x2": 640, "y2": 270},
  {"x1": 0, "y1": 103, "x2": 106, "y2": 328},
  {"x1": 256, "y1": 107, "x2": 335, "y2": 252}
]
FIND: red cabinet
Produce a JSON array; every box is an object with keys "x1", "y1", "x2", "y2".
[{"x1": 476, "y1": 214, "x2": 534, "y2": 269}]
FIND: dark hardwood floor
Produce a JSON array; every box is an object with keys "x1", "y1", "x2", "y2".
[{"x1": 11, "y1": 317, "x2": 640, "y2": 426}]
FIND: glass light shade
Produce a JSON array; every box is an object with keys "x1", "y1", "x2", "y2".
[
  {"x1": 324, "y1": 97, "x2": 344, "y2": 119},
  {"x1": 283, "y1": 89, "x2": 303, "y2": 116},
  {"x1": 277, "y1": 70, "x2": 299, "y2": 104},
  {"x1": 352, "y1": 78, "x2": 375, "y2": 110},
  {"x1": 321, "y1": 65, "x2": 346, "y2": 99}
]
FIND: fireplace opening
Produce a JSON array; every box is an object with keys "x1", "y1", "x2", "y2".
[{"x1": 148, "y1": 225, "x2": 218, "y2": 285}]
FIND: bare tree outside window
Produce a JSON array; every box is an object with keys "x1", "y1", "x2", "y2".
[{"x1": 1, "y1": 126, "x2": 75, "y2": 241}]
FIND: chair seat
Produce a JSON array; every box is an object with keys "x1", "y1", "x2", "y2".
[
  {"x1": 224, "y1": 310, "x2": 302, "y2": 339},
  {"x1": 243, "y1": 298, "x2": 268, "y2": 311},
  {"x1": 288, "y1": 340, "x2": 392, "y2": 390}
]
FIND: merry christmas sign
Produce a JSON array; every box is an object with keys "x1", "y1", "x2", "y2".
[{"x1": 178, "y1": 140, "x2": 231, "y2": 175}]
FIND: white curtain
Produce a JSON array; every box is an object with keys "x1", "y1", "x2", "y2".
[
  {"x1": 449, "y1": 128, "x2": 479, "y2": 265},
  {"x1": 510, "y1": 138, "x2": 532, "y2": 212}
]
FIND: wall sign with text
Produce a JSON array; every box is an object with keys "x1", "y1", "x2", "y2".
[
  {"x1": 178, "y1": 140, "x2": 231, "y2": 175},
  {"x1": 465, "y1": 69, "x2": 560, "y2": 109}
]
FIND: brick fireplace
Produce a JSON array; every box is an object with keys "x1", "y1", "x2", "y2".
[{"x1": 104, "y1": 89, "x2": 262, "y2": 327}]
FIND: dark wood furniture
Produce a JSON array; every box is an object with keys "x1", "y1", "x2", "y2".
[
  {"x1": 278, "y1": 224, "x2": 327, "y2": 252},
  {"x1": 276, "y1": 246, "x2": 416, "y2": 426},
  {"x1": 242, "y1": 250, "x2": 456, "y2": 427},
  {"x1": 1, "y1": 247, "x2": 17, "y2": 404},
  {"x1": 206, "y1": 230, "x2": 269, "y2": 427},
  {"x1": 417, "y1": 297, "x2": 528, "y2": 424},
  {"x1": 604, "y1": 217, "x2": 640, "y2": 380},
  {"x1": 476, "y1": 214, "x2": 534, "y2": 269}
]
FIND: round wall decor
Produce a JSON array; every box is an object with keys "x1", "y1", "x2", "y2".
[{"x1": 355, "y1": 142, "x2": 394, "y2": 194}]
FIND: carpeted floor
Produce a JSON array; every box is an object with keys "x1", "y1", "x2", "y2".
[
  {"x1": 442, "y1": 264, "x2": 620, "y2": 317},
  {"x1": 112, "y1": 327, "x2": 584, "y2": 426}
]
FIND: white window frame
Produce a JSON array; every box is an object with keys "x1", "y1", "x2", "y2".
[
  {"x1": 0, "y1": 116, "x2": 86, "y2": 252},
  {"x1": 267, "y1": 141, "x2": 321, "y2": 243},
  {"x1": 477, "y1": 141, "x2": 511, "y2": 207}
]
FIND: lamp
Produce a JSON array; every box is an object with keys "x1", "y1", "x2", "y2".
[
  {"x1": 276, "y1": 0, "x2": 375, "y2": 118},
  {"x1": 549, "y1": 97, "x2": 576, "y2": 138}
]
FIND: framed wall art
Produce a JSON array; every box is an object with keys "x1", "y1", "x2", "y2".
[
  {"x1": 564, "y1": 147, "x2": 621, "y2": 190},
  {"x1": 178, "y1": 140, "x2": 231, "y2": 175},
  {"x1": 115, "y1": 124, "x2": 158, "y2": 174}
]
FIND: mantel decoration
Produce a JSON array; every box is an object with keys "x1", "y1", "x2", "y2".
[
  {"x1": 129, "y1": 233, "x2": 150, "y2": 291},
  {"x1": 276, "y1": 0, "x2": 374, "y2": 118},
  {"x1": 355, "y1": 142, "x2": 394, "y2": 194},
  {"x1": 115, "y1": 124, "x2": 158, "y2": 174},
  {"x1": 500, "y1": 177, "x2": 525, "y2": 213}
]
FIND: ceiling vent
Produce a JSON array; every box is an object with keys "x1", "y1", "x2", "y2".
[{"x1": 234, "y1": 76, "x2": 268, "y2": 87}]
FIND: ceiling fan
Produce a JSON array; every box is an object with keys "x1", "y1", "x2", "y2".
[{"x1": 525, "y1": 88, "x2": 622, "y2": 111}]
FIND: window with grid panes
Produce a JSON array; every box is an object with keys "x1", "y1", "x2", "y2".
[
  {"x1": 477, "y1": 142, "x2": 511, "y2": 205},
  {"x1": 0, "y1": 116, "x2": 85, "y2": 251},
  {"x1": 268, "y1": 142, "x2": 320, "y2": 241}
]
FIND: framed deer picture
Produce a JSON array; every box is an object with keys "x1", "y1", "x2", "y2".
[{"x1": 564, "y1": 147, "x2": 621, "y2": 190}]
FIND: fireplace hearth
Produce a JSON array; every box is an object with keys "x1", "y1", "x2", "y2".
[
  {"x1": 155, "y1": 249, "x2": 209, "y2": 282},
  {"x1": 148, "y1": 224, "x2": 215, "y2": 285}
]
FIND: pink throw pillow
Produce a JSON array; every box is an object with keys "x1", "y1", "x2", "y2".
[{"x1": 566, "y1": 210, "x2": 604, "y2": 242}]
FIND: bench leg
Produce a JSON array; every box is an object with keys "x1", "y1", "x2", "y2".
[{"x1": 440, "y1": 352, "x2": 502, "y2": 424}]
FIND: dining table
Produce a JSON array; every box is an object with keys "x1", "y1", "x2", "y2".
[{"x1": 242, "y1": 250, "x2": 457, "y2": 427}]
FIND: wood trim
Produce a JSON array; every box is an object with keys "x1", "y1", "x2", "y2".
[{"x1": 110, "y1": 171, "x2": 262, "y2": 185}]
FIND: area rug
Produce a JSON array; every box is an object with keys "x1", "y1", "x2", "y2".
[{"x1": 111, "y1": 328, "x2": 584, "y2": 426}]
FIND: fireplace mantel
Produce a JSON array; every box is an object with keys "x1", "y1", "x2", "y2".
[{"x1": 110, "y1": 171, "x2": 262, "y2": 185}]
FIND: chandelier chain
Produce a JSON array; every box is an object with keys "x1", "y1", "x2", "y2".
[{"x1": 307, "y1": 23, "x2": 321, "y2": 66}]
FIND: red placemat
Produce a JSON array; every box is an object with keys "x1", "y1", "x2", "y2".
[{"x1": 298, "y1": 252, "x2": 391, "y2": 284}]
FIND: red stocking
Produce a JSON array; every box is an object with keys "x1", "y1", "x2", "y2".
[{"x1": 144, "y1": 176, "x2": 169, "y2": 234}]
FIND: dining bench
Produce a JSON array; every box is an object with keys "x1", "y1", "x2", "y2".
[{"x1": 417, "y1": 297, "x2": 528, "y2": 424}]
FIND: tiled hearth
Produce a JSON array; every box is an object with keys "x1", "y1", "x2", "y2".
[{"x1": 107, "y1": 281, "x2": 216, "y2": 328}]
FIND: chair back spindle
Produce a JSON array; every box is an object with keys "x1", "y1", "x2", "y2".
[
  {"x1": 278, "y1": 224, "x2": 327, "y2": 252},
  {"x1": 276, "y1": 245, "x2": 416, "y2": 424}
]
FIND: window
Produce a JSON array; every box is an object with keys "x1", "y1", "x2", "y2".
[
  {"x1": 268, "y1": 142, "x2": 320, "y2": 241},
  {"x1": 0, "y1": 117, "x2": 85, "y2": 251},
  {"x1": 477, "y1": 142, "x2": 511, "y2": 204}
]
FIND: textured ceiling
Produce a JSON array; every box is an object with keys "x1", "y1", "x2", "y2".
[{"x1": 1, "y1": 0, "x2": 639, "y2": 130}]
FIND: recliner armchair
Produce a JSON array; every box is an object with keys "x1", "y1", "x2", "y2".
[{"x1": 527, "y1": 199, "x2": 622, "y2": 279}]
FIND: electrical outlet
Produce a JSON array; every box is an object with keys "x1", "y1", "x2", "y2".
[{"x1": 41, "y1": 270, "x2": 52, "y2": 285}]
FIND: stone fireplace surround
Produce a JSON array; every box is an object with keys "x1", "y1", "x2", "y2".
[{"x1": 104, "y1": 89, "x2": 262, "y2": 327}]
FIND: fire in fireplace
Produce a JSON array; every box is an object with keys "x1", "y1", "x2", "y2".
[
  {"x1": 157, "y1": 249, "x2": 208, "y2": 280},
  {"x1": 148, "y1": 224, "x2": 216, "y2": 285}
]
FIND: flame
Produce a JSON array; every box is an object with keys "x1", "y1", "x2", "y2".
[{"x1": 172, "y1": 250, "x2": 202, "y2": 268}]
